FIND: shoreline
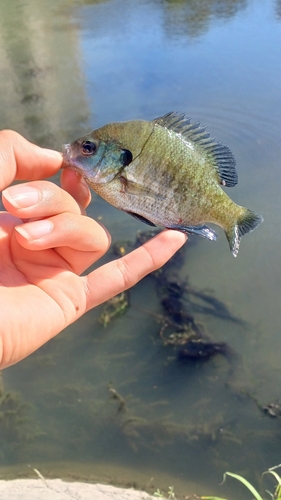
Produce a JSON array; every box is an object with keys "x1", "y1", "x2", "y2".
[{"x1": 0, "y1": 478, "x2": 155, "y2": 500}]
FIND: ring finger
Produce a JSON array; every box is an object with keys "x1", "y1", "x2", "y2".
[{"x1": 14, "y1": 212, "x2": 111, "y2": 274}]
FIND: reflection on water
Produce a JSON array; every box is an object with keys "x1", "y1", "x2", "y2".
[
  {"x1": 276, "y1": 0, "x2": 281, "y2": 18},
  {"x1": 1, "y1": 0, "x2": 281, "y2": 498},
  {"x1": 0, "y1": 0, "x2": 89, "y2": 148},
  {"x1": 162, "y1": 0, "x2": 248, "y2": 38}
]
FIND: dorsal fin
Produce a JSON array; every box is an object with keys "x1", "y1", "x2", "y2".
[{"x1": 153, "y1": 111, "x2": 238, "y2": 187}]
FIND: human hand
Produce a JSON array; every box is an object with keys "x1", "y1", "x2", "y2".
[{"x1": 0, "y1": 130, "x2": 187, "y2": 369}]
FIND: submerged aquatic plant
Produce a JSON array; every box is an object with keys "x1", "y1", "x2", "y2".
[
  {"x1": 0, "y1": 371, "x2": 36, "y2": 462},
  {"x1": 99, "y1": 291, "x2": 129, "y2": 326},
  {"x1": 154, "y1": 486, "x2": 177, "y2": 499}
]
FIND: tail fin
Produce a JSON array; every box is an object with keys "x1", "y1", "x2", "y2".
[{"x1": 226, "y1": 209, "x2": 263, "y2": 257}]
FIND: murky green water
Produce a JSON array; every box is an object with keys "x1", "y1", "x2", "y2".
[{"x1": 1, "y1": 0, "x2": 281, "y2": 498}]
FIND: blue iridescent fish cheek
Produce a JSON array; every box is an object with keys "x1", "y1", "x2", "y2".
[{"x1": 77, "y1": 142, "x2": 129, "y2": 184}]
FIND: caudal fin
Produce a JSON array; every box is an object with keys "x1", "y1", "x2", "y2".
[{"x1": 226, "y1": 209, "x2": 263, "y2": 257}]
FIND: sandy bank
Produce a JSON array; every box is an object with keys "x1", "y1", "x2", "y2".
[{"x1": 0, "y1": 478, "x2": 155, "y2": 500}]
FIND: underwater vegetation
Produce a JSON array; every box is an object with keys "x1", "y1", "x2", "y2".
[
  {"x1": 103, "y1": 228, "x2": 242, "y2": 369},
  {"x1": 99, "y1": 292, "x2": 130, "y2": 327},
  {"x1": 96, "y1": 231, "x2": 281, "y2": 493},
  {"x1": 101, "y1": 232, "x2": 247, "y2": 456},
  {"x1": 0, "y1": 372, "x2": 37, "y2": 463},
  {"x1": 247, "y1": 393, "x2": 281, "y2": 419}
]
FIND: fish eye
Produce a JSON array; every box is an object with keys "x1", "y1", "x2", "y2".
[
  {"x1": 121, "y1": 149, "x2": 133, "y2": 166},
  {"x1": 81, "y1": 140, "x2": 97, "y2": 156}
]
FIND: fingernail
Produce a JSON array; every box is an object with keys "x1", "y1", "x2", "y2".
[
  {"x1": 15, "y1": 220, "x2": 53, "y2": 240},
  {"x1": 3, "y1": 185, "x2": 40, "y2": 209}
]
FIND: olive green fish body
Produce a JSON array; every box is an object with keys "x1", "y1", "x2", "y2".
[{"x1": 62, "y1": 112, "x2": 263, "y2": 256}]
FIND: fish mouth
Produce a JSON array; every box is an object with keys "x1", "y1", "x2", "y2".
[
  {"x1": 62, "y1": 144, "x2": 70, "y2": 156},
  {"x1": 61, "y1": 143, "x2": 81, "y2": 172},
  {"x1": 62, "y1": 143, "x2": 71, "y2": 159}
]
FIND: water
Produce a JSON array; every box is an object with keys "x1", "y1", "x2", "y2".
[{"x1": 0, "y1": 0, "x2": 281, "y2": 498}]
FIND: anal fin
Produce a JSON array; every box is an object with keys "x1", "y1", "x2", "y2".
[{"x1": 168, "y1": 224, "x2": 218, "y2": 241}]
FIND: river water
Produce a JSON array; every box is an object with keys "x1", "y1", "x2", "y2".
[{"x1": 0, "y1": 1, "x2": 281, "y2": 498}]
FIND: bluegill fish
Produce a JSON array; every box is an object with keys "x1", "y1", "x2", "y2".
[{"x1": 62, "y1": 112, "x2": 263, "y2": 256}]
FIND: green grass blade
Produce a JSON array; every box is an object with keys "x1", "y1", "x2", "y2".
[
  {"x1": 263, "y1": 470, "x2": 281, "y2": 483},
  {"x1": 222, "y1": 472, "x2": 263, "y2": 500},
  {"x1": 263, "y1": 470, "x2": 281, "y2": 498},
  {"x1": 268, "y1": 464, "x2": 281, "y2": 471},
  {"x1": 201, "y1": 496, "x2": 229, "y2": 500}
]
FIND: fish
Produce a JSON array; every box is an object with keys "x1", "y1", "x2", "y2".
[{"x1": 62, "y1": 112, "x2": 263, "y2": 257}]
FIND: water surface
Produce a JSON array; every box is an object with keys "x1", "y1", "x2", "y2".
[{"x1": 1, "y1": 1, "x2": 281, "y2": 498}]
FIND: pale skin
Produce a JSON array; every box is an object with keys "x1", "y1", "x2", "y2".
[{"x1": 0, "y1": 130, "x2": 187, "y2": 369}]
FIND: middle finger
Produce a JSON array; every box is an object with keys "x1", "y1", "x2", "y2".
[
  {"x1": 60, "y1": 169, "x2": 91, "y2": 210},
  {"x1": 2, "y1": 180, "x2": 84, "y2": 219}
]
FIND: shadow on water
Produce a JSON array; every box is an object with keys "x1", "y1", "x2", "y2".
[{"x1": 1, "y1": 0, "x2": 281, "y2": 498}]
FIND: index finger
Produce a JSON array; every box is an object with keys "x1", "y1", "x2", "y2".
[
  {"x1": 0, "y1": 130, "x2": 62, "y2": 191},
  {"x1": 84, "y1": 229, "x2": 187, "y2": 311}
]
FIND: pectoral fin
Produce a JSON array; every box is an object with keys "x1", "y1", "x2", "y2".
[
  {"x1": 120, "y1": 175, "x2": 164, "y2": 199},
  {"x1": 126, "y1": 211, "x2": 157, "y2": 227}
]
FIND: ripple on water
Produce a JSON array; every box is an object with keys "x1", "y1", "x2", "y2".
[{"x1": 187, "y1": 101, "x2": 281, "y2": 152}]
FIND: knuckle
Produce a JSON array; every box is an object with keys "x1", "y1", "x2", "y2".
[{"x1": 115, "y1": 257, "x2": 136, "y2": 290}]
